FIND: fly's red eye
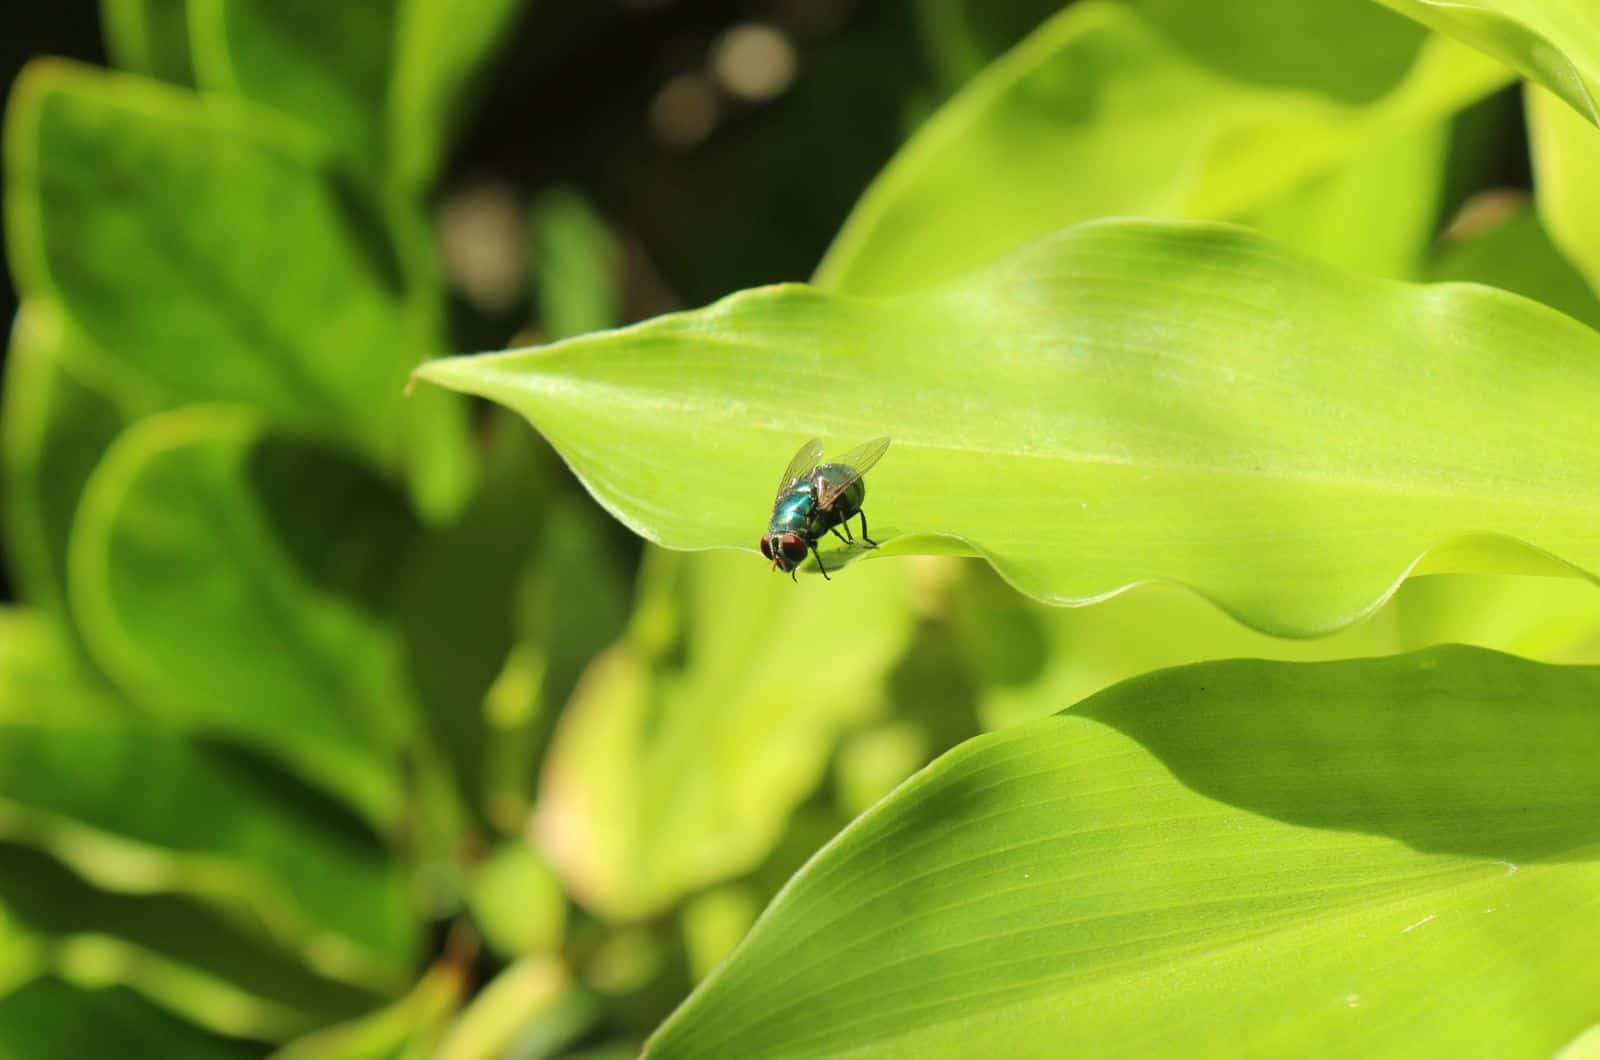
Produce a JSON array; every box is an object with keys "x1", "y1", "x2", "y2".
[
  {"x1": 759, "y1": 537, "x2": 773, "y2": 560},
  {"x1": 780, "y1": 536, "x2": 808, "y2": 564}
]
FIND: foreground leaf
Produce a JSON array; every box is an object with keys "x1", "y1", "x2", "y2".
[
  {"x1": 1374, "y1": 0, "x2": 1600, "y2": 125},
  {"x1": 815, "y1": 0, "x2": 1508, "y2": 294},
  {"x1": 419, "y1": 219, "x2": 1600, "y2": 636},
  {"x1": 955, "y1": 569, "x2": 1600, "y2": 730},
  {"x1": 648, "y1": 647, "x2": 1600, "y2": 1058}
]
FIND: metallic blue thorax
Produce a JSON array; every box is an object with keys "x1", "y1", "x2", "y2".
[{"x1": 771, "y1": 486, "x2": 817, "y2": 534}]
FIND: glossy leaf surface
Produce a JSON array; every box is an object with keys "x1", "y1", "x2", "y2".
[
  {"x1": 649, "y1": 647, "x2": 1600, "y2": 1058},
  {"x1": 816, "y1": 0, "x2": 1509, "y2": 294},
  {"x1": 418, "y1": 220, "x2": 1600, "y2": 636}
]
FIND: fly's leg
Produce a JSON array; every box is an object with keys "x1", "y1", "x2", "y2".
[
  {"x1": 829, "y1": 525, "x2": 850, "y2": 545},
  {"x1": 859, "y1": 510, "x2": 878, "y2": 548},
  {"x1": 811, "y1": 543, "x2": 831, "y2": 581},
  {"x1": 839, "y1": 517, "x2": 854, "y2": 542}
]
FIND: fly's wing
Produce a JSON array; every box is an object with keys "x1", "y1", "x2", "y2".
[
  {"x1": 774, "y1": 438, "x2": 824, "y2": 505},
  {"x1": 816, "y1": 436, "x2": 890, "y2": 508}
]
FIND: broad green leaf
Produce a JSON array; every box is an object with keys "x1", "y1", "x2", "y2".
[
  {"x1": 1527, "y1": 82, "x2": 1600, "y2": 296},
  {"x1": 536, "y1": 550, "x2": 913, "y2": 919},
  {"x1": 0, "y1": 842, "x2": 377, "y2": 1041},
  {"x1": 4, "y1": 61, "x2": 417, "y2": 470},
  {"x1": 648, "y1": 647, "x2": 1600, "y2": 1058},
  {"x1": 1238, "y1": 120, "x2": 1448, "y2": 280},
  {"x1": 1, "y1": 302, "x2": 129, "y2": 629},
  {"x1": 390, "y1": 0, "x2": 526, "y2": 188},
  {"x1": 815, "y1": 0, "x2": 1510, "y2": 295},
  {"x1": 956, "y1": 570, "x2": 1600, "y2": 730},
  {"x1": 1429, "y1": 199, "x2": 1600, "y2": 330},
  {"x1": 188, "y1": 0, "x2": 394, "y2": 169},
  {"x1": 0, "y1": 723, "x2": 414, "y2": 988},
  {"x1": 0, "y1": 977, "x2": 259, "y2": 1060},
  {"x1": 1373, "y1": 0, "x2": 1600, "y2": 125},
  {"x1": 100, "y1": 0, "x2": 195, "y2": 84},
  {"x1": 270, "y1": 962, "x2": 462, "y2": 1060},
  {"x1": 911, "y1": 0, "x2": 1066, "y2": 91},
  {"x1": 70, "y1": 408, "x2": 418, "y2": 825},
  {"x1": 418, "y1": 219, "x2": 1600, "y2": 637}
]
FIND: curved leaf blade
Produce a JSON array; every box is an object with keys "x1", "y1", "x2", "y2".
[
  {"x1": 70, "y1": 407, "x2": 418, "y2": 825},
  {"x1": 1374, "y1": 0, "x2": 1600, "y2": 124},
  {"x1": 647, "y1": 647, "x2": 1600, "y2": 1058},
  {"x1": 815, "y1": 0, "x2": 1509, "y2": 295},
  {"x1": 417, "y1": 219, "x2": 1600, "y2": 636}
]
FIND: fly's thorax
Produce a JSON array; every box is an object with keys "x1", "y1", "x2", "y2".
[
  {"x1": 811, "y1": 464, "x2": 866, "y2": 515},
  {"x1": 770, "y1": 486, "x2": 816, "y2": 535}
]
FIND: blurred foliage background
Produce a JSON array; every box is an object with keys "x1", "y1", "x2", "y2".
[{"x1": 2, "y1": 0, "x2": 1598, "y2": 1057}]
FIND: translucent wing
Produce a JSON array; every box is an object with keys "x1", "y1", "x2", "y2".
[
  {"x1": 816, "y1": 436, "x2": 890, "y2": 508},
  {"x1": 774, "y1": 438, "x2": 824, "y2": 503}
]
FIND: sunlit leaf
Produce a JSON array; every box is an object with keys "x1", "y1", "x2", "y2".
[
  {"x1": 1429, "y1": 200, "x2": 1600, "y2": 330},
  {"x1": 418, "y1": 219, "x2": 1600, "y2": 636},
  {"x1": 529, "y1": 187, "x2": 623, "y2": 342},
  {"x1": 816, "y1": 0, "x2": 1509, "y2": 294},
  {"x1": 1374, "y1": 0, "x2": 1600, "y2": 125},
  {"x1": 649, "y1": 647, "x2": 1600, "y2": 1058},
  {"x1": 1527, "y1": 82, "x2": 1600, "y2": 297},
  {"x1": 955, "y1": 570, "x2": 1600, "y2": 730},
  {"x1": 70, "y1": 407, "x2": 418, "y2": 825},
  {"x1": 536, "y1": 550, "x2": 914, "y2": 919},
  {"x1": 4, "y1": 61, "x2": 424, "y2": 472}
]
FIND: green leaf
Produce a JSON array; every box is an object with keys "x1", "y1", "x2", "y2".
[
  {"x1": 0, "y1": 723, "x2": 414, "y2": 989},
  {"x1": 815, "y1": 0, "x2": 1510, "y2": 295},
  {"x1": 70, "y1": 407, "x2": 418, "y2": 826},
  {"x1": 0, "y1": 977, "x2": 261, "y2": 1060},
  {"x1": 529, "y1": 187, "x2": 623, "y2": 341},
  {"x1": 1527, "y1": 82, "x2": 1600, "y2": 296},
  {"x1": 955, "y1": 570, "x2": 1600, "y2": 731},
  {"x1": 100, "y1": 0, "x2": 196, "y2": 84},
  {"x1": 465, "y1": 843, "x2": 566, "y2": 960},
  {"x1": 417, "y1": 219, "x2": 1600, "y2": 637},
  {"x1": 1428, "y1": 200, "x2": 1600, "y2": 331},
  {"x1": 389, "y1": 0, "x2": 526, "y2": 188},
  {"x1": 1238, "y1": 120, "x2": 1449, "y2": 280},
  {"x1": 2, "y1": 302, "x2": 129, "y2": 630},
  {"x1": 270, "y1": 962, "x2": 462, "y2": 1060},
  {"x1": 1373, "y1": 0, "x2": 1600, "y2": 125},
  {"x1": 434, "y1": 957, "x2": 571, "y2": 1060},
  {"x1": 648, "y1": 647, "x2": 1600, "y2": 1058},
  {"x1": 536, "y1": 550, "x2": 914, "y2": 919},
  {"x1": 0, "y1": 842, "x2": 378, "y2": 1041},
  {"x1": 4, "y1": 61, "x2": 418, "y2": 469},
  {"x1": 0, "y1": 609, "x2": 120, "y2": 727},
  {"x1": 188, "y1": 0, "x2": 395, "y2": 170}
]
